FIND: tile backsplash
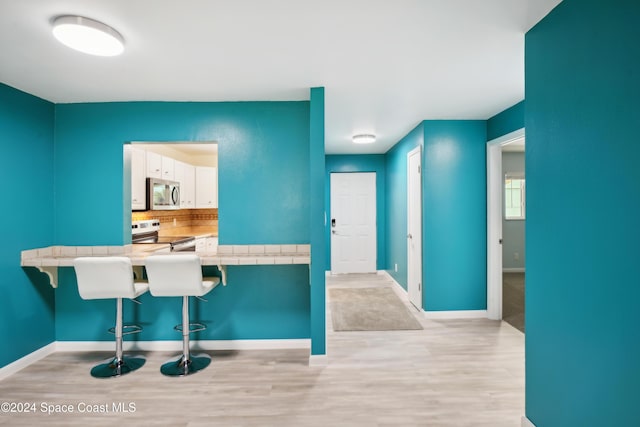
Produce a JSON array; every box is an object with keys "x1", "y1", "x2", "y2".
[{"x1": 132, "y1": 209, "x2": 218, "y2": 235}]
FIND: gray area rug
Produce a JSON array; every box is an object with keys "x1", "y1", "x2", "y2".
[{"x1": 329, "y1": 287, "x2": 423, "y2": 331}]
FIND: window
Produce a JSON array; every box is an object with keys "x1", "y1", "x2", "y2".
[{"x1": 505, "y1": 175, "x2": 525, "y2": 220}]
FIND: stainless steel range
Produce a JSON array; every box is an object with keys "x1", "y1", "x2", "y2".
[{"x1": 132, "y1": 219, "x2": 196, "y2": 252}]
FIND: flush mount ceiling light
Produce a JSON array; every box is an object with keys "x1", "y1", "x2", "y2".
[
  {"x1": 52, "y1": 15, "x2": 124, "y2": 56},
  {"x1": 352, "y1": 134, "x2": 376, "y2": 144}
]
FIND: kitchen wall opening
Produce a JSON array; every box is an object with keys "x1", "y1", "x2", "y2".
[{"x1": 124, "y1": 141, "x2": 218, "y2": 248}]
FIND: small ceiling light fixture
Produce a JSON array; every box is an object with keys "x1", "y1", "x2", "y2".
[
  {"x1": 52, "y1": 15, "x2": 125, "y2": 56},
  {"x1": 352, "y1": 134, "x2": 376, "y2": 144}
]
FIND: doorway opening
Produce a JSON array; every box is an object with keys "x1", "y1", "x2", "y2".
[
  {"x1": 123, "y1": 142, "x2": 218, "y2": 244},
  {"x1": 487, "y1": 128, "x2": 525, "y2": 333}
]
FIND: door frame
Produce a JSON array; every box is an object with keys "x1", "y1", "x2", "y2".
[
  {"x1": 329, "y1": 172, "x2": 377, "y2": 274},
  {"x1": 487, "y1": 128, "x2": 525, "y2": 320},
  {"x1": 407, "y1": 146, "x2": 423, "y2": 310}
]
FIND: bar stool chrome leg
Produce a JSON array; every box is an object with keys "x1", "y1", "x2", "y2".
[
  {"x1": 91, "y1": 298, "x2": 145, "y2": 378},
  {"x1": 160, "y1": 296, "x2": 210, "y2": 376}
]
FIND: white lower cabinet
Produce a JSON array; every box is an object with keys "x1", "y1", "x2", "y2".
[
  {"x1": 196, "y1": 237, "x2": 218, "y2": 253},
  {"x1": 206, "y1": 237, "x2": 218, "y2": 252},
  {"x1": 195, "y1": 237, "x2": 206, "y2": 252}
]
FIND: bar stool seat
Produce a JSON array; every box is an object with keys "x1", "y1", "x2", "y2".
[
  {"x1": 144, "y1": 254, "x2": 220, "y2": 376},
  {"x1": 73, "y1": 257, "x2": 149, "y2": 378}
]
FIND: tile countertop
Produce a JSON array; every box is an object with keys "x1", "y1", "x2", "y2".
[{"x1": 20, "y1": 244, "x2": 310, "y2": 288}]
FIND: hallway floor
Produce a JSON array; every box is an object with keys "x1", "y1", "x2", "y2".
[
  {"x1": 502, "y1": 272, "x2": 525, "y2": 333},
  {"x1": 0, "y1": 273, "x2": 524, "y2": 427}
]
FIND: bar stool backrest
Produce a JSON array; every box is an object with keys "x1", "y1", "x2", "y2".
[
  {"x1": 73, "y1": 257, "x2": 137, "y2": 300},
  {"x1": 145, "y1": 254, "x2": 207, "y2": 297}
]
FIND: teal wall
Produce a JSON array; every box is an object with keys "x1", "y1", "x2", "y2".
[
  {"x1": 53, "y1": 101, "x2": 312, "y2": 341},
  {"x1": 325, "y1": 155, "x2": 386, "y2": 271},
  {"x1": 54, "y1": 102, "x2": 310, "y2": 245},
  {"x1": 55, "y1": 265, "x2": 310, "y2": 341},
  {"x1": 0, "y1": 83, "x2": 55, "y2": 368},
  {"x1": 502, "y1": 152, "x2": 525, "y2": 270},
  {"x1": 384, "y1": 120, "x2": 487, "y2": 312},
  {"x1": 422, "y1": 121, "x2": 487, "y2": 311},
  {"x1": 525, "y1": 1, "x2": 639, "y2": 425},
  {"x1": 384, "y1": 123, "x2": 423, "y2": 288},
  {"x1": 309, "y1": 87, "x2": 326, "y2": 355},
  {"x1": 487, "y1": 100, "x2": 524, "y2": 141}
]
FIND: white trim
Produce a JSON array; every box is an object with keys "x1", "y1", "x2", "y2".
[
  {"x1": 55, "y1": 339, "x2": 311, "y2": 352},
  {"x1": 522, "y1": 416, "x2": 536, "y2": 427},
  {"x1": 423, "y1": 310, "x2": 488, "y2": 319},
  {"x1": 486, "y1": 127, "x2": 525, "y2": 321},
  {"x1": 0, "y1": 342, "x2": 56, "y2": 381},
  {"x1": 308, "y1": 354, "x2": 328, "y2": 367},
  {"x1": 503, "y1": 268, "x2": 525, "y2": 273},
  {"x1": 488, "y1": 128, "x2": 525, "y2": 146}
]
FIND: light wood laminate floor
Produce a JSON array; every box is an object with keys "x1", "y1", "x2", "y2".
[{"x1": 0, "y1": 273, "x2": 524, "y2": 426}]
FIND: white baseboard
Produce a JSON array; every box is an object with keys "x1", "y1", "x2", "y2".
[
  {"x1": 55, "y1": 339, "x2": 311, "y2": 352},
  {"x1": 0, "y1": 342, "x2": 56, "y2": 381},
  {"x1": 378, "y1": 271, "x2": 488, "y2": 319},
  {"x1": 423, "y1": 310, "x2": 488, "y2": 319},
  {"x1": 308, "y1": 354, "x2": 328, "y2": 367},
  {"x1": 378, "y1": 270, "x2": 408, "y2": 297},
  {"x1": 522, "y1": 416, "x2": 536, "y2": 427},
  {"x1": 503, "y1": 268, "x2": 525, "y2": 273}
]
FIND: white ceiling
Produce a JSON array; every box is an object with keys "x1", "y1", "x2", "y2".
[{"x1": 0, "y1": 0, "x2": 561, "y2": 154}]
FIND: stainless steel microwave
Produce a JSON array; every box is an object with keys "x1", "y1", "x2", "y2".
[{"x1": 147, "y1": 178, "x2": 180, "y2": 210}]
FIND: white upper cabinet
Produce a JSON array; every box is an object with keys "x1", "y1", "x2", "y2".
[
  {"x1": 147, "y1": 151, "x2": 175, "y2": 181},
  {"x1": 131, "y1": 147, "x2": 147, "y2": 210},
  {"x1": 161, "y1": 156, "x2": 175, "y2": 181},
  {"x1": 174, "y1": 160, "x2": 195, "y2": 208},
  {"x1": 138, "y1": 148, "x2": 216, "y2": 211},
  {"x1": 182, "y1": 164, "x2": 196, "y2": 208},
  {"x1": 146, "y1": 151, "x2": 162, "y2": 179},
  {"x1": 195, "y1": 166, "x2": 218, "y2": 208}
]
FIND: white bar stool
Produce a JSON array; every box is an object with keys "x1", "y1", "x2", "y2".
[
  {"x1": 144, "y1": 254, "x2": 220, "y2": 376},
  {"x1": 73, "y1": 257, "x2": 149, "y2": 378}
]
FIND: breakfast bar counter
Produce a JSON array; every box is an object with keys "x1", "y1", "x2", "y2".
[{"x1": 21, "y1": 244, "x2": 311, "y2": 287}]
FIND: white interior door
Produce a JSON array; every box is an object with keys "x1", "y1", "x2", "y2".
[
  {"x1": 407, "y1": 147, "x2": 422, "y2": 310},
  {"x1": 330, "y1": 172, "x2": 376, "y2": 274},
  {"x1": 487, "y1": 141, "x2": 503, "y2": 320}
]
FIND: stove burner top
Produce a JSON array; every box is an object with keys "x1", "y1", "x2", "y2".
[{"x1": 132, "y1": 219, "x2": 195, "y2": 251}]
